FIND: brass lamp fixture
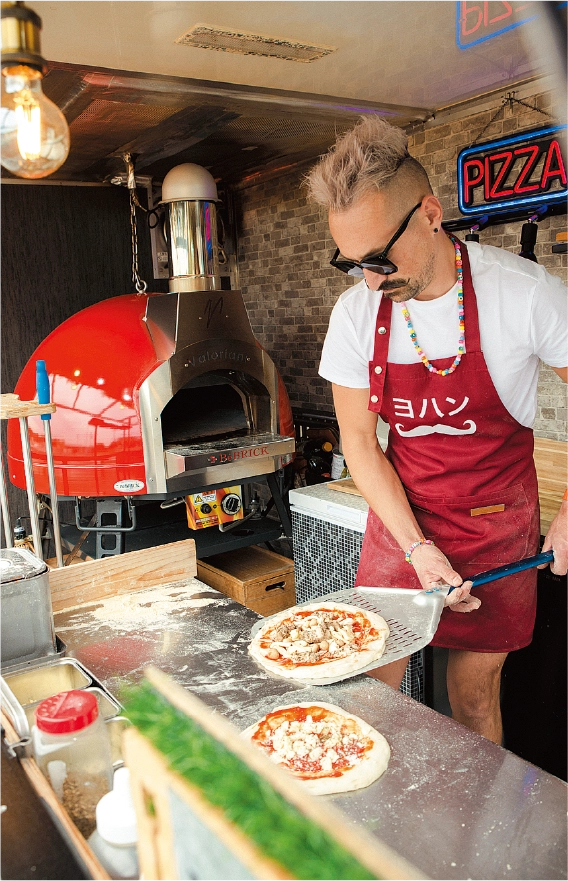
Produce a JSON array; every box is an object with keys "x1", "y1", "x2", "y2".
[{"x1": 1, "y1": 1, "x2": 70, "y2": 178}]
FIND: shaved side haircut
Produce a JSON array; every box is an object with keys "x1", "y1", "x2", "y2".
[{"x1": 305, "y1": 116, "x2": 432, "y2": 214}]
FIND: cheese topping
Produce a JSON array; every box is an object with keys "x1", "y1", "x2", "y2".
[{"x1": 253, "y1": 707, "x2": 370, "y2": 777}]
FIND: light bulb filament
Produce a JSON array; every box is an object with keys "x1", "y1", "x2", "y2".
[{"x1": 14, "y1": 91, "x2": 41, "y2": 159}]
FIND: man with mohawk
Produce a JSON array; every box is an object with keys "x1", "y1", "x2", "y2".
[{"x1": 306, "y1": 116, "x2": 567, "y2": 744}]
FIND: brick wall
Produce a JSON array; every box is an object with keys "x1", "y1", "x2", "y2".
[
  {"x1": 236, "y1": 88, "x2": 567, "y2": 440},
  {"x1": 236, "y1": 170, "x2": 344, "y2": 411}
]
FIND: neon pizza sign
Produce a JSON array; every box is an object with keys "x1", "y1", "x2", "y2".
[
  {"x1": 457, "y1": 125, "x2": 567, "y2": 215},
  {"x1": 456, "y1": 1, "x2": 537, "y2": 49}
]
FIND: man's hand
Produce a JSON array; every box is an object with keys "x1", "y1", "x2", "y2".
[
  {"x1": 540, "y1": 499, "x2": 568, "y2": 576},
  {"x1": 410, "y1": 543, "x2": 481, "y2": 613}
]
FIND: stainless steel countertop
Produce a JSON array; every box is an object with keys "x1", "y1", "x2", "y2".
[{"x1": 54, "y1": 578, "x2": 567, "y2": 881}]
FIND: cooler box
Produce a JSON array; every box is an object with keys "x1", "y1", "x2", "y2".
[{"x1": 289, "y1": 483, "x2": 424, "y2": 702}]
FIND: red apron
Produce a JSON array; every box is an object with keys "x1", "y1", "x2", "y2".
[{"x1": 355, "y1": 239, "x2": 540, "y2": 652}]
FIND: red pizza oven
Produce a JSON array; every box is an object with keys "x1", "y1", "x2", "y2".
[{"x1": 7, "y1": 163, "x2": 295, "y2": 502}]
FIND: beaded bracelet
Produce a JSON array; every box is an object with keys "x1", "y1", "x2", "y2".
[{"x1": 405, "y1": 539, "x2": 435, "y2": 564}]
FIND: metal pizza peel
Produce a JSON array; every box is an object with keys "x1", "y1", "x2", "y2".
[{"x1": 250, "y1": 551, "x2": 553, "y2": 685}]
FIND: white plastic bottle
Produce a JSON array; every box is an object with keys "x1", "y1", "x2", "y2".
[{"x1": 88, "y1": 767, "x2": 139, "y2": 880}]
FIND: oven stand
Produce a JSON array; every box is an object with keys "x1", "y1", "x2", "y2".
[
  {"x1": 265, "y1": 471, "x2": 292, "y2": 540},
  {"x1": 75, "y1": 498, "x2": 137, "y2": 559}
]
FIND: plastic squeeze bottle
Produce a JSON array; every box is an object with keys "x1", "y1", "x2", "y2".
[{"x1": 88, "y1": 767, "x2": 139, "y2": 880}]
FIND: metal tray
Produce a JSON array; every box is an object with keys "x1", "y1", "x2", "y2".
[
  {"x1": 2, "y1": 656, "x2": 123, "y2": 742},
  {"x1": 3, "y1": 657, "x2": 92, "y2": 706}
]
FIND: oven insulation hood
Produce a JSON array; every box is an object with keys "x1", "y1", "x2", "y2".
[{"x1": 7, "y1": 289, "x2": 295, "y2": 497}]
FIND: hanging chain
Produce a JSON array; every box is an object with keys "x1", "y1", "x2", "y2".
[
  {"x1": 122, "y1": 152, "x2": 147, "y2": 295},
  {"x1": 467, "y1": 92, "x2": 554, "y2": 150},
  {"x1": 511, "y1": 95, "x2": 554, "y2": 118}
]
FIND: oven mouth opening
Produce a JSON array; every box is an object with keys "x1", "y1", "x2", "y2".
[{"x1": 161, "y1": 383, "x2": 249, "y2": 447}]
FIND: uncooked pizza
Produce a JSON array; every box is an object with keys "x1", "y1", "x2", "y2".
[
  {"x1": 243, "y1": 702, "x2": 390, "y2": 795},
  {"x1": 248, "y1": 602, "x2": 389, "y2": 681}
]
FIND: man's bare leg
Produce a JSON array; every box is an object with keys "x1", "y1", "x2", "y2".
[
  {"x1": 366, "y1": 657, "x2": 409, "y2": 690},
  {"x1": 446, "y1": 649, "x2": 508, "y2": 744}
]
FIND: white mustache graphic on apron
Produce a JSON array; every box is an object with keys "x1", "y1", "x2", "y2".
[{"x1": 395, "y1": 420, "x2": 477, "y2": 437}]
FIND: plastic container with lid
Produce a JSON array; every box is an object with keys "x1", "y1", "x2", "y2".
[
  {"x1": 32, "y1": 690, "x2": 114, "y2": 838},
  {"x1": 88, "y1": 767, "x2": 139, "y2": 880}
]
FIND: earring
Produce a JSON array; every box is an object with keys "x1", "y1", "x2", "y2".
[{"x1": 433, "y1": 227, "x2": 439, "y2": 233}]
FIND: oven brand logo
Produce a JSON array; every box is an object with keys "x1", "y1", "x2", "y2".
[
  {"x1": 185, "y1": 349, "x2": 246, "y2": 367},
  {"x1": 114, "y1": 479, "x2": 145, "y2": 492},
  {"x1": 457, "y1": 125, "x2": 567, "y2": 215},
  {"x1": 207, "y1": 447, "x2": 269, "y2": 465}
]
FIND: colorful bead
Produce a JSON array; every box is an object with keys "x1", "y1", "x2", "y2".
[
  {"x1": 400, "y1": 236, "x2": 465, "y2": 377},
  {"x1": 405, "y1": 538, "x2": 436, "y2": 564}
]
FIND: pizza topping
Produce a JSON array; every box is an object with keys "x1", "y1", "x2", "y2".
[
  {"x1": 260, "y1": 608, "x2": 377, "y2": 666},
  {"x1": 251, "y1": 706, "x2": 371, "y2": 778}
]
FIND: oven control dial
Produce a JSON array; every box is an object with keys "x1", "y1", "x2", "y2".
[{"x1": 220, "y1": 493, "x2": 242, "y2": 516}]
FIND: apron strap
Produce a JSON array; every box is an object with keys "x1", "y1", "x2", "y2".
[
  {"x1": 368, "y1": 291, "x2": 393, "y2": 411},
  {"x1": 457, "y1": 238, "x2": 482, "y2": 354}
]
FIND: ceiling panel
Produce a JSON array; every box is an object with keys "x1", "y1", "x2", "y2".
[{"x1": 33, "y1": 1, "x2": 538, "y2": 108}]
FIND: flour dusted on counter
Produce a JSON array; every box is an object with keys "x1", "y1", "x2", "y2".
[{"x1": 56, "y1": 578, "x2": 222, "y2": 633}]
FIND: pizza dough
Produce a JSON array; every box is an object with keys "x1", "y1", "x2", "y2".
[
  {"x1": 243, "y1": 702, "x2": 390, "y2": 795},
  {"x1": 248, "y1": 602, "x2": 389, "y2": 681}
]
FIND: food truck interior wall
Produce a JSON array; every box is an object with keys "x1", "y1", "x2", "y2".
[
  {"x1": 236, "y1": 85, "x2": 567, "y2": 425},
  {"x1": 1, "y1": 84, "x2": 566, "y2": 535}
]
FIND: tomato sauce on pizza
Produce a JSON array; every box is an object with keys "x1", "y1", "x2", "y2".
[{"x1": 250, "y1": 704, "x2": 374, "y2": 779}]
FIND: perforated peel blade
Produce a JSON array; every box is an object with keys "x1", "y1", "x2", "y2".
[
  {"x1": 249, "y1": 585, "x2": 449, "y2": 685},
  {"x1": 249, "y1": 553, "x2": 551, "y2": 685},
  {"x1": 319, "y1": 586, "x2": 449, "y2": 666}
]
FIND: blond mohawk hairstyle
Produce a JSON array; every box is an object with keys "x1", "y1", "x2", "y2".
[{"x1": 305, "y1": 116, "x2": 411, "y2": 212}]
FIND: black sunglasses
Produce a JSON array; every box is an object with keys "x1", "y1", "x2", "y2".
[{"x1": 330, "y1": 201, "x2": 423, "y2": 277}]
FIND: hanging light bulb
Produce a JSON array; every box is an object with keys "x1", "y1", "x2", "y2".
[{"x1": 1, "y1": 2, "x2": 70, "y2": 179}]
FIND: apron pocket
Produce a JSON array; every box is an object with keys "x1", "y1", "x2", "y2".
[{"x1": 409, "y1": 484, "x2": 538, "y2": 568}]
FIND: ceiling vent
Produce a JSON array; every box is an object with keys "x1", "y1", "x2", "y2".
[{"x1": 175, "y1": 24, "x2": 336, "y2": 63}]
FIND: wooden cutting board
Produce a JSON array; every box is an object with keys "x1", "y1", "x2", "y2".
[
  {"x1": 327, "y1": 437, "x2": 567, "y2": 536},
  {"x1": 326, "y1": 478, "x2": 363, "y2": 497}
]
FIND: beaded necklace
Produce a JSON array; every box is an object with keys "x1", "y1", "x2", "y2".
[{"x1": 400, "y1": 236, "x2": 464, "y2": 377}]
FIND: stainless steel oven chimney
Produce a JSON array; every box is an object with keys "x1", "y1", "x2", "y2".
[{"x1": 160, "y1": 163, "x2": 222, "y2": 293}]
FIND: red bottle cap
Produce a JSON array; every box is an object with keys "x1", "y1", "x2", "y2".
[{"x1": 35, "y1": 690, "x2": 98, "y2": 735}]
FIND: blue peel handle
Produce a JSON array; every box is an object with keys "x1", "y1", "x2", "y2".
[
  {"x1": 36, "y1": 360, "x2": 51, "y2": 421},
  {"x1": 448, "y1": 550, "x2": 555, "y2": 594}
]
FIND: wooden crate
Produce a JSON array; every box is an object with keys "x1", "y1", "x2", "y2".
[{"x1": 197, "y1": 545, "x2": 295, "y2": 615}]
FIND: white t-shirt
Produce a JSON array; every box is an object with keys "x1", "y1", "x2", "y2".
[{"x1": 319, "y1": 242, "x2": 568, "y2": 427}]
